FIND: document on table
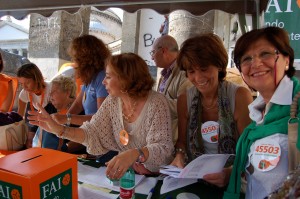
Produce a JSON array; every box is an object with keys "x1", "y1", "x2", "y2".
[
  {"x1": 77, "y1": 162, "x2": 154, "y2": 194},
  {"x1": 160, "y1": 154, "x2": 233, "y2": 178}
]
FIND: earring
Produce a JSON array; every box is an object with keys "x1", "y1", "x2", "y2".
[
  {"x1": 286, "y1": 65, "x2": 289, "y2": 70},
  {"x1": 121, "y1": 90, "x2": 127, "y2": 94}
]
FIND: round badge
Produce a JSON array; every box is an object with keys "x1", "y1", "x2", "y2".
[
  {"x1": 177, "y1": 193, "x2": 200, "y2": 199},
  {"x1": 252, "y1": 139, "x2": 281, "y2": 172},
  {"x1": 119, "y1": 129, "x2": 129, "y2": 146},
  {"x1": 201, "y1": 121, "x2": 219, "y2": 143}
]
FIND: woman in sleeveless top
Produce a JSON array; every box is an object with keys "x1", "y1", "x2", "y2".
[{"x1": 171, "y1": 34, "x2": 253, "y2": 188}]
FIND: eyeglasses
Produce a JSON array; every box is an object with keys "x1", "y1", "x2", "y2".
[
  {"x1": 239, "y1": 50, "x2": 279, "y2": 69},
  {"x1": 149, "y1": 47, "x2": 162, "y2": 56}
]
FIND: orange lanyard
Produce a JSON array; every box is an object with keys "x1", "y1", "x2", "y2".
[{"x1": 29, "y1": 91, "x2": 45, "y2": 111}]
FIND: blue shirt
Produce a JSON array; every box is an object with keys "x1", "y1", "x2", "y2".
[{"x1": 81, "y1": 70, "x2": 108, "y2": 114}]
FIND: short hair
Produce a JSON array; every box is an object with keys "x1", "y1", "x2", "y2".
[
  {"x1": 68, "y1": 35, "x2": 111, "y2": 85},
  {"x1": 155, "y1": 35, "x2": 179, "y2": 52},
  {"x1": 107, "y1": 53, "x2": 155, "y2": 98},
  {"x1": 234, "y1": 26, "x2": 295, "y2": 78},
  {"x1": 17, "y1": 63, "x2": 45, "y2": 91},
  {"x1": 177, "y1": 33, "x2": 228, "y2": 81},
  {"x1": 51, "y1": 75, "x2": 76, "y2": 99}
]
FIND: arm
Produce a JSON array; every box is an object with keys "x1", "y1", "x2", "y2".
[
  {"x1": 68, "y1": 90, "x2": 84, "y2": 114},
  {"x1": 171, "y1": 92, "x2": 188, "y2": 168},
  {"x1": 97, "y1": 97, "x2": 106, "y2": 109},
  {"x1": 27, "y1": 103, "x2": 86, "y2": 143},
  {"x1": 18, "y1": 99, "x2": 27, "y2": 118},
  {"x1": 234, "y1": 86, "x2": 253, "y2": 136}
]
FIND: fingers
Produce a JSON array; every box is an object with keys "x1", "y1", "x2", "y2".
[{"x1": 106, "y1": 157, "x2": 126, "y2": 180}]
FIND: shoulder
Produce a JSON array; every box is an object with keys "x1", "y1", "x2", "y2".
[{"x1": 148, "y1": 91, "x2": 169, "y2": 106}]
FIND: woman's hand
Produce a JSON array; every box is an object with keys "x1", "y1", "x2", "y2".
[
  {"x1": 202, "y1": 167, "x2": 232, "y2": 187},
  {"x1": 105, "y1": 149, "x2": 137, "y2": 180},
  {"x1": 170, "y1": 153, "x2": 186, "y2": 169},
  {"x1": 27, "y1": 103, "x2": 62, "y2": 134}
]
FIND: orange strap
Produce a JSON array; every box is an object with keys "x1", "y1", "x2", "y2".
[{"x1": 29, "y1": 91, "x2": 45, "y2": 111}]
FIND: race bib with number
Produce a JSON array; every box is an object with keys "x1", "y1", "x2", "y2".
[
  {"x1": 201, "y1": 121, "x2": 219, "y2": 143},
  {"x1": 252, "y1": 138, "x2": 281, "y2": 172}
]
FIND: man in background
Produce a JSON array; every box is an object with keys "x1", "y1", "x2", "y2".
[{"x1": 151, "y1": 35, "x2": 192, "y2": 144}]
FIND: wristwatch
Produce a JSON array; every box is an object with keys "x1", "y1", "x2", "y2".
[
  {"x1": 66, "y1": 113, "x2": 71, "y2": 126},
  {"x1": 136, "y1": 148, "x2": 145, "y2": 163}
]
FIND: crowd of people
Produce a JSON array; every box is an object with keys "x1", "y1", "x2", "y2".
[{"x1": 1, "y1": 26, "x2": 299, "y2": 199}]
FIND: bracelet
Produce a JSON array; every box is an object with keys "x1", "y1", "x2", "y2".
[
  {"x1": 57, "y1": 125, "x2": 67, "y2": 138},
  {"x1": 174, "y1": 147, "x2": 188, "y2": 161},
  {"x1": 175, "y1": 147, "x2": 186, "y2": 154},
  {"x1": 66, "y1": 113, "x2": 71, "y2": 126}
]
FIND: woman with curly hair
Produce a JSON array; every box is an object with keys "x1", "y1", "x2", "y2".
[
  {"x1": 53, "y1": 35, "x2": 110, "y2": 126},
  {"x1": 28, "y1": 53, "x2": 174, "y2": 176},
  {"x1": 52, "y1": 35, "x2": 111, "y2": 154}
]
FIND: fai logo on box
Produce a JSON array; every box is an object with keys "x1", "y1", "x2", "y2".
[
  {"x1": 0, "y1": 180, "x2": 22, "y2": 199},
  {"x1": 40, "y1": 169, "x2": 72, "y2": 199}
]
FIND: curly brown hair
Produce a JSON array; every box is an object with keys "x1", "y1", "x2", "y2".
[
  {"x1": 68, "y1": 35, "x2": 111, "y2": 85},
  {"x1": 234, "y1": 26, "x2": 295, "y2": 78},
  {"x1": 108, "y1": 53, "x2": 155, "y2": 98},
  {"x1": 177, "y1": 33, "x2": 228, "y2": 81}
]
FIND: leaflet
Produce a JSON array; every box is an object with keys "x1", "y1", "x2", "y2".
[{"x1": 160, "y1": 154, "x2": 233, "y2": 178}]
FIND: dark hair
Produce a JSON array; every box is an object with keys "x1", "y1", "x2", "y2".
[
  {"x1": 108, "y1": 53, "x2": 155, "y2": 98},
  {"x1": 17, "y1": 63, "x2": 45, "y2": 91},
  {"x1": 177, "y1": 33, "x2": 228, "y2": 81},
  {"x1": 68, "y1": 35, "x2": 111, "y2": 85},
  {"x1": 234, "y1": 26, "x2": 295, "y2": 78}
]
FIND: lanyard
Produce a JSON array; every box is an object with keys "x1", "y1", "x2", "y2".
[{"x1": 29, "y1": 91, "x2": 45, "y2": 111}]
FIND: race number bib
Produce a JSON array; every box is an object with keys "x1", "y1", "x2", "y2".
[
  {"x1": 201, "y1": 121, "x2": 219, "y2": 143},
  {"x1": 252, "y1": 138, "x2": 281, "y2": 172}
]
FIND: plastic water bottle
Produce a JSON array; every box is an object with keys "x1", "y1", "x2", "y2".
[{"x1": 120, "y1": 167, "x2": 135, "y2": 199}]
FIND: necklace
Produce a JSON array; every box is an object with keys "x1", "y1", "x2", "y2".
[
  {"x1": 122, "y1": 99, "x2": 137, "y2": 121},
  {"x1": 201, "y1": 96, "x2": 217, "y2": 110}
]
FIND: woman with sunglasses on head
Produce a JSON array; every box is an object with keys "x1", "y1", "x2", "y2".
[
  {"x1": 224, "y1": 27, "x2": 298, "y2": 199},
  {"x1": 171, "y1": 33, "x2": 253, "y2": 188},
  {"x1": 28, "y1": 53, "x2": 174, "y2": 178}
]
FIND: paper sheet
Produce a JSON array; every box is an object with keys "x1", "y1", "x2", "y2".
[
  {"x1": 160, "y1": 154, "x2": 233, "y2": 178},
  {"x1": 160, "y1": 176, "x2": 197, "y2": 194},
  {"x1": 77, "y1": 162, "x2": 145, "y2": 191}
]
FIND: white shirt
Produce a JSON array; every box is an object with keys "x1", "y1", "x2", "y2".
[{"x1": 246, "y1": 75, "x2": 292, "y2": 199}]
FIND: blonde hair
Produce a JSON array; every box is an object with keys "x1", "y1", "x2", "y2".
[{"x1": 51, "y1": 75, "x2": 76, "y2": 99}]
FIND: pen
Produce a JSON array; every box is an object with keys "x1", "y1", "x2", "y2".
[{"x1": 146, "y1": 188, "x2": 154, "y2": 199}]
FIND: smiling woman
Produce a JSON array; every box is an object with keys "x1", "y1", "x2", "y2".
[{"x1": 225, "y1": 26, "x2": 298, "y2": 199}]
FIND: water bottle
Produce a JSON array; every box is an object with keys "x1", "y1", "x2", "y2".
[{"x1": 120, "y1": 167, "x2": 135, "y2": 199}]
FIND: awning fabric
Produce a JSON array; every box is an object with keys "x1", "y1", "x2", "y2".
[{"x1": 0, "y1": 0, "x2": 269, "y2": 20}]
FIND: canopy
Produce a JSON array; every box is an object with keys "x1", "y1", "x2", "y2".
[{"x1": 0, "y1": 0, "x2": 269, "y2": 20}]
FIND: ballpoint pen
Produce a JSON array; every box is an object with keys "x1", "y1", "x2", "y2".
[{"x1": 146, "y1": 188, "x2": 154, "y2": 199}]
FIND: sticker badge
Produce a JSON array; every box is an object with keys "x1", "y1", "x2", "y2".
[
  {"x1": 252, "y1": 139, "x2": 281, "y2": 172},
  {"x1": 201, "y1": 121, "x2": 219, "y2": 143}
]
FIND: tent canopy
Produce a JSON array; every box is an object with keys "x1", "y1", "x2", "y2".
[{"x1": 0, "y1": 0, "x2": 269, "y2": 20}]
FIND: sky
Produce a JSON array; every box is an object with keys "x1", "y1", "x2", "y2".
[{"x1": 0, "y1": 8, "x2": 123, "y2": 29}]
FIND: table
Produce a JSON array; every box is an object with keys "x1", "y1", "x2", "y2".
[{"x1": 78, "y1": 158, "x2": 245, "y2": 199}]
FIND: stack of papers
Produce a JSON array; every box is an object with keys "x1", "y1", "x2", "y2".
[
  {"x1": 160, "y1": 154, "x2": 233, "y2": 178},
  {"x1": 77, "y1": 162, "x2": 157, "y2": 195}
]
